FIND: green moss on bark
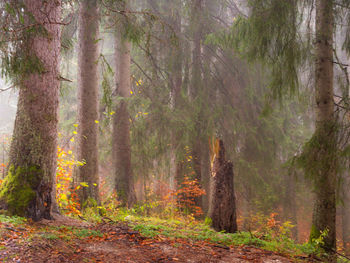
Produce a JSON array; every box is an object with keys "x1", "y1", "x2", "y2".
[
  {"x1": 0, "y1": 165, "x2": 41, "y2": 216},
  {"x1": 309, "y1": 224, "x2": 320, "y2": 242}
]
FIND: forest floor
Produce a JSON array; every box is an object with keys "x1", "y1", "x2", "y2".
[{"x1": 0, "y1": 214, "x2": 317, "y2": 263}]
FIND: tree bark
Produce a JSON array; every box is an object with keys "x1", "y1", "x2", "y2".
[
  {"x1": 77, "y1": 0, "x2": 100, "y2": 205},
  {"x1": 113, "y1": 27, "x2": 136, "y2": 207},
  {"x1": 283, "y1": 171, "x2": 298, "y2": 240},
  {"x1": 0, "y1": 0, "x2": 61, "y2": 221},
  {"x1": 209, "y1": 140, "x2": 237, "y2": 233},
  {"x1": 190, "y1": 0, "x2": 204, "y2": 211},
  {"x1": 341, "y1": 171, "x2": 350, "y2": 255},
  {"x1": 166, "y1": 0, "x2": 183, "y2": 193},
  {"x1": 310, "y1": 0, "x2": 336, "y2": 258}
]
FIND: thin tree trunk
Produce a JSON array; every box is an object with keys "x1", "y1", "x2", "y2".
[
  {"x1": 190, "y1": 0, "x2": 204, "y2": 211},
  {"x1": 167, "y1": 0, "x2": 183, "y2": 193},
  {"x1": 283, "y1": 171, "x2": 298, "y2": 240},
  {"x1": 0, "y1": 0, "x2": 61, "y2": 220},
  {"x1": 310, "y1": 0, "x2": 336, "y2": 258},
  {"x1": 201, "y1": 139, "x2": 210, "y2": 215},
  {"x1": 342, "y1": 171, "x2": 350, "y2": 255},
  {"x1": 77, "y1": 0, "x2": 100, "y2": 205},
  {"x1": 113, "y1": 28, "x2": 136, "y2": 207},
  {"x1": 241, "y1": 136, "x2": 254, "y2": 230}
]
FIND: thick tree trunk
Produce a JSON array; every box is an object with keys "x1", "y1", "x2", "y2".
[
  {"x1": 113, "y1": 30, "x2": 136, "y2": 207},
  {"x1": 209, "y1": 140, "x2": 237, "y2": 233},
  {"x1": 77, "y1": 0, "x2": 100, "y2": 205},
  {"x1": 0, "y1": 0, "x2": 61, "y2": 220},
  {"x1": 310, "y1": 0, "x2": 336, "y2": 258}
]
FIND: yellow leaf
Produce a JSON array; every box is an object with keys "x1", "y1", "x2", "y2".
[
  {"x1": 73, "y1": 124, "x2": 78, "y2": 127},
  {"x1": 80, "y1": 182, "x2": 89, "y2": 187},
  {"x1": 68, "y1": 150, "x2": 72, "y2": 155},
  {"x1": 95, "y1": 120, "x2": 99, "y2": 124},
  {"x1": 70, "y1": 137, "x2": 75, "y2": 142},
  {"x1": 110, "y1": 111, "x2": 115, "y2": 115},
  {"x1": 73, "y1": 131, "x2": 77, "y2": 134},
  {"x1": 130, "y1": 91, "x2": 133, "y2": 94}
]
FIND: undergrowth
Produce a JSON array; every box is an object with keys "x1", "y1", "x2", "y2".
[{"x1": 79, "y1": 206, "x2": 322, "y2": 260}]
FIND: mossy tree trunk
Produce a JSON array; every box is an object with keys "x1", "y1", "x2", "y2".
[
  {"x1": 113, "y1": 18, "x2": 136, "y2": 207},
  {"x1": 0, "y1": 0, "x2": 61, "y2": 220},
  {"x1": 309, "y1": 0, "x2": 336, "y2": 258},
  {"x1": 209, "y1": 140, "x2": 237, "y2": 233},
  {"x1": 77, "y1": 0, "x2": 100, "y2": 205}
]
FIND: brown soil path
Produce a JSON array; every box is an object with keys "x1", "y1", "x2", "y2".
[{"x1": 0, "y1": 216, "x2": 308, "y2": 263}]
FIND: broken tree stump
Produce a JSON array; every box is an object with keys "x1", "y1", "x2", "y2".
[{"x1": 209, "y1": 139, "x2": 237, "y2": 233}]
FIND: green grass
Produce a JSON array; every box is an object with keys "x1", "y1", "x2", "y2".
[
  {"x1": 73, "y1": 229, "x2": 103, "y2": 238},
  {"x1": 112, "y1": 214, "x2": 319, "y2": 258},
  {"x1": 40, "y1": 233, "x2": 59, "y2": 240},
  {"x1": 0, "y1": 214, "x2": 26, "y2": 225},
  {"x1": 27, "y1": 225, "x2": 103, "y2": 242}
]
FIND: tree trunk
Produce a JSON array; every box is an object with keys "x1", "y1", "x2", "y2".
[
  {"x1": 201, "y1": 140, "x2": 210, "y2": 215},
  {"x1": 77, "y1": 0, "x2": 100, "y2": 205},
  {"x1": 190, "y1": 0, "x2": 204, "y2": 211},
  {"x1": 283, "y1": 171, "x2": 298, "y2": 240},
  {"x1": 113, "y1": 27, "x2": 136, "y2": 207},
  {"x1": 209, "y1": 140, "x2": 237, "y2": 233},
  {"x1": 0, "y1": 0, "x2": 61, "y2": 221},
  {"x1": 342, "y1": 172, "x2": 350, "y2": 255},
  {"x1": 167, "y1": 0, "x2": 183, "y2": 193},
  {"x1": 310, "y1": 0, "x2": 336, "y2": 258}
]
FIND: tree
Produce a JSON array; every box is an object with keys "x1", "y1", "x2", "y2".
[
  {"x1": 77, "y1": 0, "x2": 100, "y2": 205},
  {"x1": 308, "y1": 0, "x2": 336, "y2": 254},
  {"x1": 189, "y1": 0, "x2": 206, "y2": 212},
  {"x1": 166, "y1": 0, "x2": 183, "y2": 194},
  {"x1": 0, "y1": 0, "x2": 61, "y2": 220},
  {"x1": 113, "y1": 1, "x2": 136, "y2": 207}
]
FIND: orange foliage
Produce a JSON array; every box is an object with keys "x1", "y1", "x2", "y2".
[
  {"x1": 173, "y1": 175, "x2": 206, "y2": 217},
  {"x1": 267, "y1": 213, "x2": 279, "y2": 228}
]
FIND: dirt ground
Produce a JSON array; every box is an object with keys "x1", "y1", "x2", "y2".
[{"x1": 0, "y1": 216, "x2": 310, "y2": 263}]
